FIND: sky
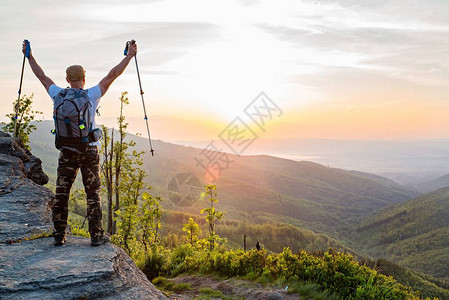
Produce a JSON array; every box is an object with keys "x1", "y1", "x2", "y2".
[{"x1": 1, "y1": 0, "x2": 449, "y2": 142}]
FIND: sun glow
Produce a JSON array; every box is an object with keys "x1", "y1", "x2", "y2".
[
  {"x1": 2, "y1": 0, "x2": 449, "y2": 141},
  {"x1": 163, "y1": 26, "x2": 291, "y2": 120}
]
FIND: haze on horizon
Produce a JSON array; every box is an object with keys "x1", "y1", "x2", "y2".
[{"x1": 1, "y1": 0, "x2": 449, "y2": 142}]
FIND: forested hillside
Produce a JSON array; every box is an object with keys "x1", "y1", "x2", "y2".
[
  {"x1": 415, "y1": 174, "x2": 449, "y2": 193},
  {"x1": 31, "y1": 121, "x2": 416, "y2": 240},
  {"x1": 353, "y1": 187, "x2": 449, "y2": 281}
]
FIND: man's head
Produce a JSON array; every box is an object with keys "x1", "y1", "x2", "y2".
[{"x1": 66, "y1": 65, "x2": 86, "y2": 88}]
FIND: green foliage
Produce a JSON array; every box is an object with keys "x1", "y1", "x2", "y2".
[
  {"x1": 67, "y1": 213, "x2": 91, "y2": 237},
  {"x1": 142, "y1": 245, "x2": 167, "y2": 280},
  {"x1": 2, "y1": 94, "x2": 42, "y2": 149},
  {"x1": 23, "y1": 230, "x2": 53, "y2": 241},
  {"x1": 362, "y1": 258, "x2": 449, "y2": 299},
  {"x1": 113, "y1": 187, "x2": 163, "y2": 259},
  {"x1": 287, "y1": 282, "x2": 339, "y2": 299},
  {"x1": 151, "y1": 276, "x2": 192, "y2": 293},
  {"x1": 183, "y1": 217, "x2": 201, "y2": 245},
  {"x1": 98, "y1": 92, "x2": 163, "y2": 260},
  {"x1": 115, "y1": 198, "x2": 139, "y2": 255},
  {"x1": 101, "y1": 91, "x2": 145, "y2": 236},
  {"x1": 197, "y1": 287, "x2": 223, "y2": 298},
  {"x1": 71, "y1": 226, "x2": 91, "y2": 238},
  {"x1": 159, "y1": 209, "x2": 355, "y2": 254},
  {"x1": 140, "y1": 191, "x2": 163, "y2": 253},
  {"x1": 114, "y1": 164, "x2": 146, "y2": 255},
  {"x1": 69, "y1": 189, "x2": 87, "y2": 218},
  {"x1": 354, "y1": 187, "x2": 449, "y2": 284},
  {"x1": 141, "y1": 246, "x2": 418, "y2": 299},
  {"x1": 200, "y1": 185, "x2": 226, "y2": 250}
]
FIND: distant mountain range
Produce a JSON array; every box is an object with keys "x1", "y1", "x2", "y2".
[
  {"x1": 415, "y1": 174, "x2": 449, "y2": 194},
  {"x1": 30, "y1": 121, "x2": 416, "y2": 239},
  {"x1": 179, "y1": 138, "x2": 449, "y2": 187}
]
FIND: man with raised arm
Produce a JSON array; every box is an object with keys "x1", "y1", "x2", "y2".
[{"x1": 22, "y1": 40, "x2": 137, "y2": 246}]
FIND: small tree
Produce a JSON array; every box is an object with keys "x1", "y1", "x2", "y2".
[
  {"x1": 200, "y1": 185, "x2": 225, "y2": 250},
  {"x1": 2, "y1": 94, "x2": 42, "y2": 150},
  {"x1": 183, "y1": 217, "x2": 201, "y2": 245},
  {"x1": 101, "y1": 91, "x2": 165, "y2": 260},
  {"x1": 114, "y1": 92, "x2": 130, "y2": 233},
  {"x1": 101, "y1": 91, "x2": 141, "y2": 235},
  {"x1": 101, "y1": 125, "x2": 114, "y2": 234},
  {"x1": 116, "y1": 168, "x2": 144, "y2": 255},
  {"x1": 139, "y1": 190, "x2": 162, "y2": 256},
  {"x1": 114, "y1": 141, "x2": 147, "y2": 256}
]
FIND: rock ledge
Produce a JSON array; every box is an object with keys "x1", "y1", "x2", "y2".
[{"x1": 0, "y1": 132, "x2": 166, "y2": 299}]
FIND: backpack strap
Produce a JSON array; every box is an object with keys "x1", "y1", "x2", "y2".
[
  {"x1": 64, "y1": 117, "x2": 72, "y2": 137},
  {"x1": 53, "y1": 88, "x2": 69, "y2": 139}
]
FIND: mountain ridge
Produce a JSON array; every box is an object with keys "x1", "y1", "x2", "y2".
[
  {"x1": 353, "y1": 186, "x2": 449, "y2": 281},
  {"x1": 30, "y1": 121, "x2": 417, "y2": 239}
]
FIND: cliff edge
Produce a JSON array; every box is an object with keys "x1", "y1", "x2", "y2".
[{"x1": 0, "y1": 132, "x2": 166, "y2": 299}]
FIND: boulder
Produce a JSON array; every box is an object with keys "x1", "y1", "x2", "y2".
[
  {"x1": 0, "y1": 237, "x2": 165, "y2": 300},
  {"x1": 0, "y1": 132, "x2": 166, "y2": 299},
  {"x1": 0, "y1": 135, "x2": 52, "y2": 242}
]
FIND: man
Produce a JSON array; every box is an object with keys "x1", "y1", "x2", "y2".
[{"x1": 22, "y1": 40, "x2": 137, "y2": 246}]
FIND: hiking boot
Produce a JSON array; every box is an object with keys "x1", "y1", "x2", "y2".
[
  {"x1": 91, "y1": 232, "x2": 110, "y2": 247},
  {"x1": 54, "y1": 235, "x2": 66, "y2": 246}
]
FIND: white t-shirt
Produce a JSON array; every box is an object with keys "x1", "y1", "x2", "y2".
[{"x1": 48, "y1": 84, "x2": 102, "y2": 146}]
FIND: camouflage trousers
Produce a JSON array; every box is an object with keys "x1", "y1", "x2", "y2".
[{"x1": 53, "y1": 146, "x2": 104, "y2": 239}]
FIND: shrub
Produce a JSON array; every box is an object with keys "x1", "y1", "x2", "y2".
[{"x1": 151, "y1": 246, "x2": 418, "y2": 299}]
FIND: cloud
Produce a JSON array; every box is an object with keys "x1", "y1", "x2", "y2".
[
  {"x1": 74, "y1": 21, "x2": 222, "y2": 73},
  {"x1": 317, "y1": 0, "x2": 449, "y2": 27},
  {"x1": 255, "y1": 0, "x2": 449, "y2": 87},
  {"x1": 2, "y1": 0, "x2": 449, "y2": 139}
]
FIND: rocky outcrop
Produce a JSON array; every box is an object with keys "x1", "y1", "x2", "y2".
[
  {"x1": 0, "y1": 237, "x2": 166, "y2": 299},
  {"x1": 0, "y1": 132, "x2": 166, "y2": 299},
  {"x1": 0, "y1": 133, "x2": 52, "y2": 242}
]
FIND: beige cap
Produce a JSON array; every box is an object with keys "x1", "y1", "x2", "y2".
[{"x1": 66, "y1": 65, "x2": 86, "y2": 81}]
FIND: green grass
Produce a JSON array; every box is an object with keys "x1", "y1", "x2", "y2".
[
  {"x1": 198, "y1": 287, "x2": 222, "y2": 297},
  {"x1": 287, "y1": 282, "x2": 340, "y2": 300},
  {"x1": 151, "y1": 276, "x2": 192, "y2": 293}
]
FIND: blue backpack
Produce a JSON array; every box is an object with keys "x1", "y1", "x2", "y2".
[{"x1": 52, "y1": 88, "x2": 93, "y2": 153}]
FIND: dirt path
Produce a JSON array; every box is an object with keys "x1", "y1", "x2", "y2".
[{"x1": 166, "y1": 275, "x2": 300, "y2": 300}]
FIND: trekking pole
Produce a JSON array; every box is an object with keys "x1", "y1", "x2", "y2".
[
  {"x1": 124, "y1": 40, "x2": 155, "y2": 156},
  {"x1": 12, "y1": 39, "x2": 31, "y2": 151}
]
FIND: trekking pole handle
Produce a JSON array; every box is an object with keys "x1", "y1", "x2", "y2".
[
  {"x1": 124, "y1": 41, "x2": 130, "y2": 56},
  {"x1": 23, "y1": 39, "x2": 30, "y2": 58},
  {"x1": 124, "y1": 40, "x2": 136, "y2": 56}
]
